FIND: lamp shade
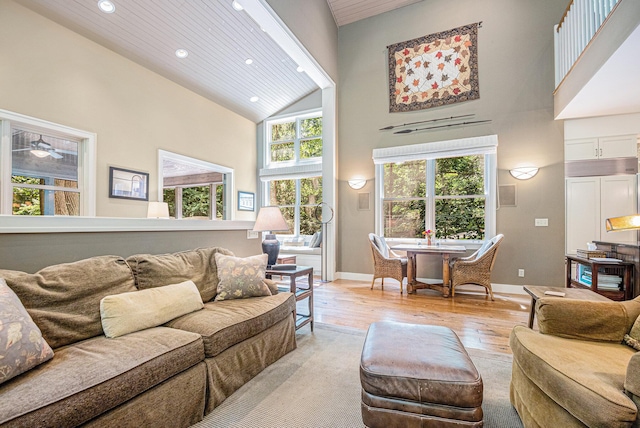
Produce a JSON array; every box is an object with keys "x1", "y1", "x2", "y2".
[
  {"x1": 253, "y1": 206, "x2": 289, "y2": 232},
  {"x1": 147, "y1": 201, "x2": 170, "y2": 219},
  {"x1": 606, "y1": 215, "x2": 640, "y2": 232}
]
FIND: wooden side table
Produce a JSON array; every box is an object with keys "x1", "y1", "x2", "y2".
[
  {"x1": 523, "y1": 285, "x2": 610, "y2": 328},
  {"x1": 276, "y1": 255, "x2": 297, "y2": 265},
  {"x1": 266, "y1": 265, "x2": 314, "y2": 331}
]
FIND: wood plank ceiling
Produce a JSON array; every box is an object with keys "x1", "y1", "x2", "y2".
[
  {"x1": 327, "y1": 0, "x2": 424, "y2": 27},
  {"x1": 16, "y1": 0, "x2": 424, "y2": 123}
]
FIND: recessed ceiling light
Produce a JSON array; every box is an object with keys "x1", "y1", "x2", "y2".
[
  {"x1": 97, "y1": 0, "x2": 116, "y2": 13},
  {"x1": 250, "y1": 96, "x2": 259, "y2": 103},
  {"x1": 175, "y1": 49, "x2": 189, "y2": 59},
  {"x1": 232, "y1": 1, "x2": 243, "y2": 11},
  {"x1": 296, "y1": 66, "x2": 304, "y2": 73},
  {"x1": 245, "y1": 58, "x2": 253, "y2": 65}
]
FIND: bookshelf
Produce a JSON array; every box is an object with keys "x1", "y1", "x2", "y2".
[{"x1": 565, "y1": 255, "x2": 633, "y2": 301}]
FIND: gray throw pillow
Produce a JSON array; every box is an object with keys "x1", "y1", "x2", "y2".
[{"x1": 0, "y1": 278, "x2": 54, "y2": 385}]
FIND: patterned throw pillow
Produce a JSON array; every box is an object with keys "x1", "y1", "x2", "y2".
[
  {"x1": 214, "y1": 253, "x2": 272, "y2": 301},
  {"x1": 0, "y1": 278, "x2": 54, "y2": 385},
  {"x1": 624, "y1": 315, "x2": 640, "y2": 351}
]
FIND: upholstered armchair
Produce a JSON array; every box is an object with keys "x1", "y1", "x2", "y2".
[
  {"x1": 450, "y1": 234, "x2": 503, "y2": 300},
  {"x1": 368, "y1": 233, "x2": 407, "y2": 293}
]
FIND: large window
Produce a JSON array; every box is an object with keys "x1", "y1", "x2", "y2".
[
  {"x1": 374, "y1": 135, "x2": 497, "y2": 241},
  {"x1": 261, "y1": 110, "x2": 323, "y2": 237},
  {"x1": 0, "y1": 110, "x2": 96, "y2": 216}
]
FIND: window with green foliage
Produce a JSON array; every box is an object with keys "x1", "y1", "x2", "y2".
[
  {"x1": 163, "y1": 185, "x2": 224, "y2": 219},
  {"x1": 268, "y1": 114, "x2": 322, "y2": 164},
  {"x1": 382, "y1": 155, "x2": 488, "y2": 240},
  {"x1": 263, "y1": 111, "x2": 323, "y2": 237}
]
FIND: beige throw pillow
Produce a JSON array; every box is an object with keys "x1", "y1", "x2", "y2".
[
  {"x1": 100, "y1": 280, "x2": 204, "y2": 338},
  {"x1": 0, "y1": 278, "x2": 54, "y2": 385},
  {"x1": 214, "y1": 253, "x2": 272, "y2": 301}
]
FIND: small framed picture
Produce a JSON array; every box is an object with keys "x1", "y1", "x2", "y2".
[
  {"x1": 238, "y1": 191, "x2": 255, "y2": 211},
  {"x1": 109, "y1": 167, "x2": 149, "y2": 201}
]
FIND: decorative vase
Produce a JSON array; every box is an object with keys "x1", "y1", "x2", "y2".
[{"x1": 427, "y1": 237, "x2": 432, "y2": 246}]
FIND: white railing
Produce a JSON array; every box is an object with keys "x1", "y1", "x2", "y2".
[{"x1": 554, "y1": 0, "x2": 620, "y2": 88}]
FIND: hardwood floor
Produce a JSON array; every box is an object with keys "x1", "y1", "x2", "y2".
[{"x1": 311, "y1": 279, "x2": 531, "y2": 354}]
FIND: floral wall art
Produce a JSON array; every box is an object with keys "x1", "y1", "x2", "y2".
[{"x1": 388, "y1": 23, "x2": 480, "y2": 112}]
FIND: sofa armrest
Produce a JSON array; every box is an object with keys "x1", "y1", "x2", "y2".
[{"x1": 536, "y1": 297, "x2": 631, "y2": 342}]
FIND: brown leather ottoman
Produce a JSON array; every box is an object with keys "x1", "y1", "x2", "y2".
[{"x1": 360, "y1": 321, "x2": 483, "y2": 427}]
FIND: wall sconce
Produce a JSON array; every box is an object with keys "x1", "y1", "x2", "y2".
[
  {"x1": 147, "y1": 201, "x2": 170, "y2": 219},
  {"x1": 348, "y1": 178, "x2": 367, "y2": 190},
  {"x1": 509, "y1": 167, "x2": 539, "y2": 180}
]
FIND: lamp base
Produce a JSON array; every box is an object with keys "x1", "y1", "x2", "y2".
[{"x1": 262, "y1": 234, "x2": 280, "y2": 267}]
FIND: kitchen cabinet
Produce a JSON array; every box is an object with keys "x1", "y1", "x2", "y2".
[
  {"x1": 565, "y1": 175, "x2": 637, "y2": 254},
  {"x1": 565, "y1": 135, "x2": 637, "y2": 161}
]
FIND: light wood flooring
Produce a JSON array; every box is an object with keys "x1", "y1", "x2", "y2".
[{"x1": 311, "y1": 279, "x2": 531, "y2": 354}]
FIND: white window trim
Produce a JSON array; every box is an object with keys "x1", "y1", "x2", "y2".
[
  {"x1": 0, "y1": 109, "x2": 96, "y2": 216},
  {"x1": 373, "y1": 135, "x2": 498, "y2": 242}
]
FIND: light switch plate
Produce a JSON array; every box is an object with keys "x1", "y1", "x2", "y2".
[
  {"x1": 247, "y1": 230, "x2": 259, "y2": 239},
  {"x1": 535, "y1": 218, "x2": 548, "y2": 227}
]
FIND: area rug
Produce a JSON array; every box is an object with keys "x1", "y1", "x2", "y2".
[{"x1": 195, "y1": 323, "x2": 523, "y2": 428}]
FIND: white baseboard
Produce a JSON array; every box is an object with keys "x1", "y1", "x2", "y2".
[{"x1": 335, "y1": 272, "x2": 526, "y2": 295}]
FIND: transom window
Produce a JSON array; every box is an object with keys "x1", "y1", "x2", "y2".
[
  {"x1": 268, "y1": 113, "x2": 322, "y2": 165},
  {"x1": 374, "y1": 135, "x2": 497, "y2": 241}
]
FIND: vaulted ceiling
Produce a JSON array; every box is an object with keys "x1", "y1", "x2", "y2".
[{"x1": 16, "y1": 0, "x2": 421, "y2": 124}]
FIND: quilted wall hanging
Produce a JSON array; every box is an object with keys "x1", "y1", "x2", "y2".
[{"x1": 388, "y1": 23, "x2": 480, "y2": 113}]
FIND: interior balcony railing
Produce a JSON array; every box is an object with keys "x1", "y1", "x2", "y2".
[{"x1": 554, "y1": 0, "x2": 621, "y2": 88}]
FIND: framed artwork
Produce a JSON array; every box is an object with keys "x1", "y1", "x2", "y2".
[
  {"x1": 388, "y1": 23, "x2": 480, "y2": 113},
  {"x1": 238, "y1": 191, "x2": 255, "y2": 211},
  {"x1": 109, "y1": 166, "x2": 149, "y2": 201}
]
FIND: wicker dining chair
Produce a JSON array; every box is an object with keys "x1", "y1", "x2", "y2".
[
  {"x1": 368, "y1": 233, "x2": 407, "y2": 293},
  {"x1": 450, "y1": 234, "x2": 504, "y2": 301}
]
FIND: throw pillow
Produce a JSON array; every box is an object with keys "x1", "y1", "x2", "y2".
[
  {"x1": 100, "y1": 280, "x2": 204, "y2": 338},
  {"x1": 214, "y1": 253, "x2": 272, "y2": 301},
  {"x1": 309, "y1": 231, "x2": 323, "y2": 248},
  {"x1": 0, "y1": 278, "x2": 54, "y2": 385},
  {"x1": 624, "y1": 315, "x2": 640, "y2": 350},
  {"x1": 264, "y1": 278, "x2": 279, "y2": 295}
]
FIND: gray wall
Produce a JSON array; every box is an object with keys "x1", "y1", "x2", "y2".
[
  {"x1": 0, "y1": 230, "x2": 261, "y2": 273},
  {"x1": 337, "y1": 0, "x2": 567, "y2": 287}
]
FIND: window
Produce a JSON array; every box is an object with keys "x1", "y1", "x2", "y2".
[
  {"x1": 0, "y1": 109, "x2": 96, "y2": 216},
  {"x1": 261, "y1": 111, "x2": 323, "y2": 237},
  {"x1": 374, "y1": 135, "x2": 497, "y2": 241},
  {"x1": 158, "y1": 150, "x2": 232, "y2": 220}
]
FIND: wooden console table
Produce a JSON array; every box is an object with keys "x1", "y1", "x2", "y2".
[{"x1": 565, "y1": 255, "x2": 634, "y2": 301}]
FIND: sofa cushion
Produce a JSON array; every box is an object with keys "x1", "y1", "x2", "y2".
[
  {"x1": 0, "y1": 279, "x2": 54, "y2": 385},
  {"x1": 510, "y1": 325, "x2": 637, "y2": 427},
  {"x1": 0, "y1": 256, "x2": 136, "y2": 349},
  {"x1": 214, "y1": 253, "x2": 271, "y2": 301},
  {"x1": 100, "y1": 280, "x2": 204, "y2": 338},
  {"x1": 0, "y1": 326, "x2": 204, "y2": 427},
  {"x1": 127, "y1": 247, "x2": 233, "y2": 302},
  {"x1": 166, "y1": 292, "x2": 295, "y2": 357}
]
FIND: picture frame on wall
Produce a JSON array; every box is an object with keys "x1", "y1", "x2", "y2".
[
  {"x1": 238, "y1": 191, "x2": 255, "y2": 211},
  {"x1": 109, "y1": 166, "x2": 149, "y2": 201}
]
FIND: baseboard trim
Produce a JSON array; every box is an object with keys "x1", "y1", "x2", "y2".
[{"x1": 335, "y1": 272, "x2": 526, "y2": 295}]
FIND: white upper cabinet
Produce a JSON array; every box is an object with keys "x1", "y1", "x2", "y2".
[{"x1": 565, "y1": 135, "x2": 637, "y2": 161}]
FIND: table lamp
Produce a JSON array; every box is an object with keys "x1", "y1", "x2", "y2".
[
  {"x1": 147, "y1": 201, "x2": 170, "y2": 219},
  {"x1": 253, "y1": 206, "x2": 289, "y2": 267}
]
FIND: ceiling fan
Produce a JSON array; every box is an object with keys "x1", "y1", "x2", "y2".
[{"x1": 12, "y1": 135, "x2": 64, "y2": 159}]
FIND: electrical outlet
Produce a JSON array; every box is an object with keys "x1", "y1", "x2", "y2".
[
  {"x1": 518, "y1": 269, "x2": 525, "y2": 277},
  {"x1": 247, "y1": 230, "x2": 259, "y2": 239},
  {"x1": 535, "y1": 218, "x2": 549, "y2": 227}
]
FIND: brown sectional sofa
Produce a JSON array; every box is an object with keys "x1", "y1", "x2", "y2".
[
  {"x1": 510, "y1": 295, "x2": 640, "y2": 427},
  {"x1": 0, "y1": 247, "x2": 296, "y2": 427}
]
